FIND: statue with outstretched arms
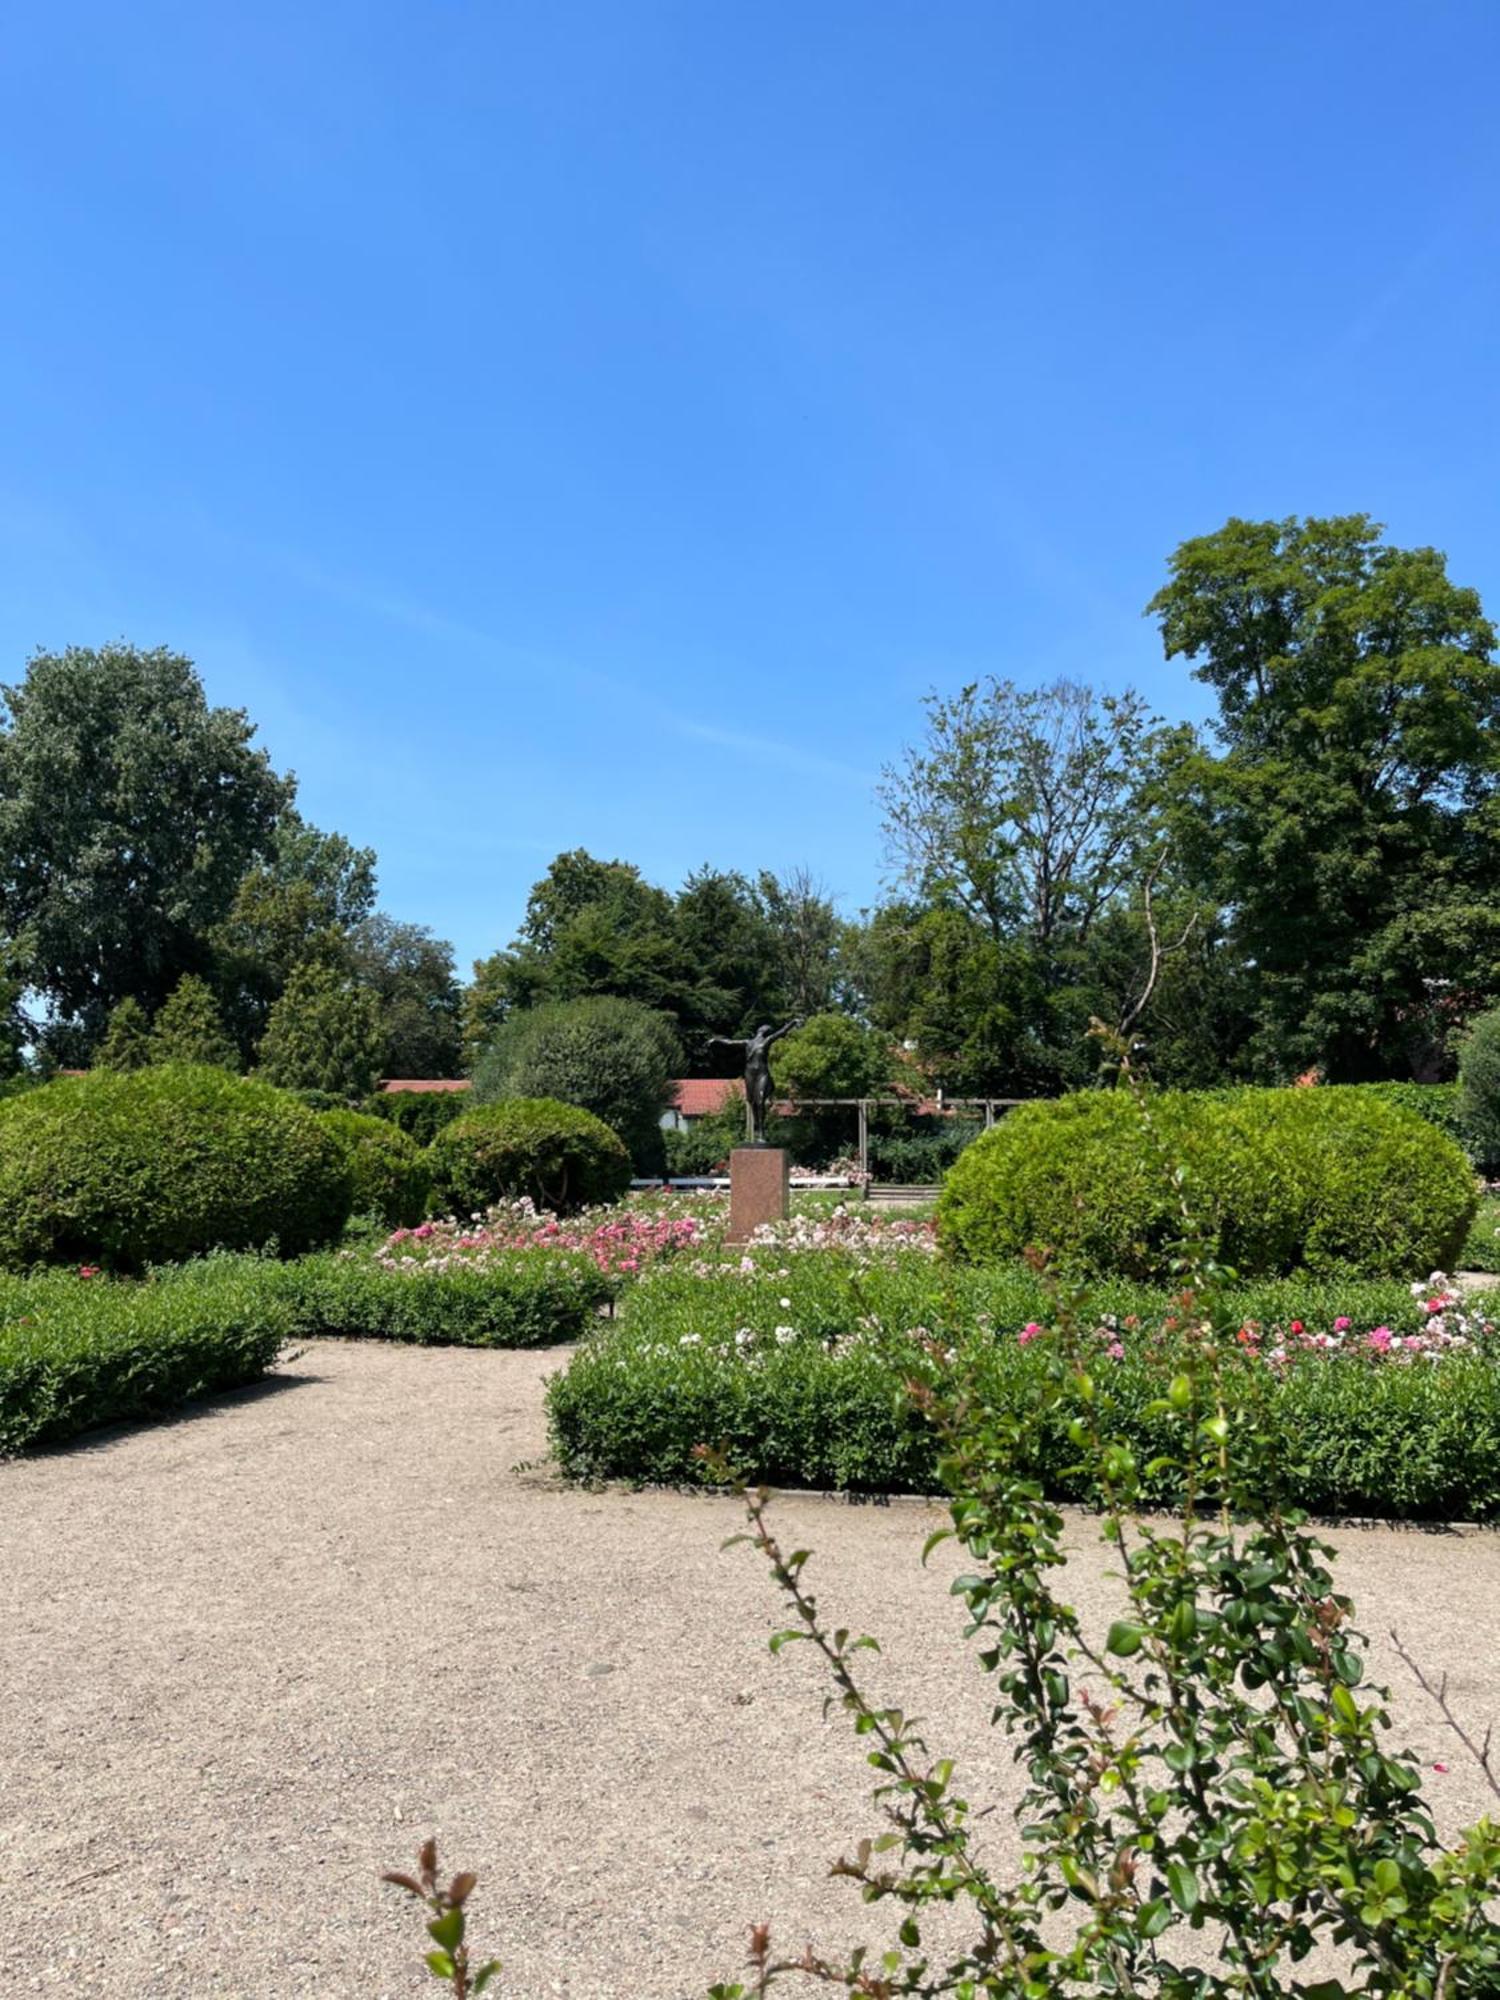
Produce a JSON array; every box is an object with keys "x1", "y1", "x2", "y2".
[{"x1": 708, "y1": 1019, "x2": 801, "y2": 1145}]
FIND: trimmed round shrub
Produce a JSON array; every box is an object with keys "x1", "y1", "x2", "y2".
[
  {"x1": 1459, "y1": 1007, "x2": 1500, "y2": 1175},
  {"x1": 0, "y1": 1065, "x2": 353, "y2": 1270},
  {"x1": 318, "y1": 1109, "x2": 431, "y2": 1229},
  {"x1": 473, "y1": 997, "x2": 681, "y2": 1170},
  {"x1": 427, "y1": 1097, "x2": 631, "y2": 1216},
  {"x1": 938, "y1": 1085, "x2": 1477, "y2": 1281}
]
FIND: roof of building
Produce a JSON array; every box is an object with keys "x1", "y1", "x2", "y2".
[
  {"x1": 379, "y1": 1078, "x2": 473, "y2": 1094},
  {"x1": 671, "y1": 1076, "x2": 743, "y2": 1117}
]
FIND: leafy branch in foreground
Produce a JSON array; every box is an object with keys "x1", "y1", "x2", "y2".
[
  {"x1": 706, "y1": 1033, "x2": 1500, "y2": 1998},
  {"x1": 383, "y1": 1839, "x2": 500, "y2": 1996}
]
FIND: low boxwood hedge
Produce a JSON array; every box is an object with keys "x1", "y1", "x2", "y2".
[
  {"x1": 268, "y1": 1250, "x2": 615, "y2": 1348},
  {"x1": 938, "y1": 1085, "x2": 1477, "y2": 1280},
  {"x1": 0, "y1": 1263, "x2": 292, "y2": 1455},
  {"x1": 546, "y1": 1260, "x2": 1500, "y2": 1518}
]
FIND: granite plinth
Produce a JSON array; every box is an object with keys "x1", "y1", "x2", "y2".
[{"x1": 726, "y1": 1145, "x2": 789, "y2": 1242}]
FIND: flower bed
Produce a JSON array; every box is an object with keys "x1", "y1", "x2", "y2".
[
  {"x1": 546, "y1": 1258, "x2": 1500, "y2": 1517},
  {"x1": 0, "y1": 1262, "x2": 292, "y2": 1455},
  {"x1": 269, "y1": 1245, "x2": 615, "y2": 1348}
]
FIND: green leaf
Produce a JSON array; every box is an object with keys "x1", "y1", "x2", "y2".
[
  {"x1": 426, "y1": 1949, "x2": 456, "y2": 1979},
  {"x1": 1166, "y1": 1861, "x2": 1200, "y2": 1913},
  {"x1": 1105, "y1": 1620, "x2": 1144, "y2": 1658},
  {"x1": 428, "y1": 1908, "x2": 464, "y2": 1951},
  {"x1": 473, "y1": 1962, "x2": 503, "y2": 1993}
]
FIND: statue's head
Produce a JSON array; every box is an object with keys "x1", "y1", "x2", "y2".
[{"x1": 756, "y1": 1023, "x2": 772, "y2": 1037}]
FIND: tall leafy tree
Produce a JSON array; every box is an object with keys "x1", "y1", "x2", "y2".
[
  {"x1": 347, "y1": 914, "x2": 463, "y2": 1079},
  {"x1": 1149, "y1": 514, "x2": 1500, "y2": 1078},
  {"x1": 878, "y1": 678, "x2": 1165, "y2": 957},
  {"x1": 0, "y1": 644, "x2": 291, "y2": 1053},
  {"x1": 754, "y1": 867, "x2": 844, "y2": 1019},
  {"x1": 872, "y1": 679, "x2": 1175, "y2": 1090},
  {"x1": 212, "y1": 812, "x2": 377, "y2": 1057}
]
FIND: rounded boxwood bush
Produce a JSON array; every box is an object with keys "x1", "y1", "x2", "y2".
[
  {"x1": 427, "y1": 1097, "x2": 631, "y2": 1216},
  {"x1": 937, "y1": 1085, "x2": 1477, "y2": 1281},
  {"x1": 0, "y1": 1064, "x2": 354, "y2": 1271},
  {"x1": 318, "y1": 1109, "x2": 431, "y2": 1229}
]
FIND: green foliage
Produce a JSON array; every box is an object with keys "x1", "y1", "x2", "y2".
[
  {"x1": 663, "y1": 1102, "x2": 745, "y2": 1175},
  {"x1": 258, "y1": 960, "x2": 385, "y2": 1101},
  {"x1": 938, "y1": 1086, "x2": 1477, "y2": 1280},
  {"x1": 1459, "y1": 1006, "x2": 1500, "y2": 1175},
  {"x1": 346, "y1": 913, "x2": 463, "y2": 1080},
  {"x1": 382, "y1": 1839, "x2": 501, "y2": 1999},
  {"x1": 770, "y1": 1012, "x2": 892, "y2": 1100},
  {"x1": 463, "y1": 850, "x2": 847, "y2": 1072},
  {"x1": 427, "y1": 1098, "x2": 631, "y2": 1216},
  {"x1": 0, "y1": 1261, "x2": 291, "y2": 1454},
  {"x1": 865, "y1": 1119, "x2": 981, "y2": 1183},
  {"x1": 473, "y1": 995, "x2": 681, "y2": 1168},
  {"x1": 365, "y1": 1086, "x2": 471, "y2": 1145},
  {"x1": 1461, "y1": 1192, "x2": 1500, "y2": 1274},
  {"x1": 149, "y1": 974, "x2": 237, "y2": 1069},
  {"x1": 1363, "y1": 1079, "x2": 1464, "y2": 1144},
  {"x1": 269, "y1": 1247, "x2": 612, "y2": 1347},
  {"x1": 547, "y1": 1258, "x2": 1500, "y2": 1514},
  {"x1": 0, "y1": 643, "x2": 292, "y2": 1052},
  {"x1": 209, "y1": 810, "x2": 377, "y2": 1058},
  {"x1": 317, "y1": 1110, "x2": 430, "y2": 1228},
  {"x1": 93, "y1": 996, "x2": 153, "y2": 1072},
  {"x1": 699, "y1": 1057, "x2": 1500, "y2": 1998},
  {"x1": 1150, "y1": 514, "x2": 1500, "y2": 1081},
  {"x1": 0, "y1": 1065, "x2": 352, "y2": 1270}
]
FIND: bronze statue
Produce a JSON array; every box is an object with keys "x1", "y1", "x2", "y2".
[{"x1": 709, "y1": 1019, "x2": 801, "y2": 1145}]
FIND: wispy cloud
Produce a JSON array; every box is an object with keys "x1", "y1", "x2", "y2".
[{"x1": 670, "y1": 715, "x2": 871, "y2": 786}]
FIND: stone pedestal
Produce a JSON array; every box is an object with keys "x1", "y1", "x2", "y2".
[{"x1": 727, "y1": 1145, "x2": 789, "y2": 1243}]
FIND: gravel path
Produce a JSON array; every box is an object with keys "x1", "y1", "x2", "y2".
[{"x1": 2, "y1": 1339, "x2": 1498, "y2": 1998}]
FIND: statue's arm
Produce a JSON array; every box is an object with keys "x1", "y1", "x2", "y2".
[
  {"x1": 766, "y1": 1018, "x2": 802, "y2": 1046},
  {"x1": 707, "y1": 1035, "x2": 746, "y2": 1052}
]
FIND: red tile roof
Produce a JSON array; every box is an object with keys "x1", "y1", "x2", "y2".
[
  {"x1": 379, "y1": 1078, "x2": 473, "y2": 1093},
  {"x1": 672, "y1": 1076, "x2": 743, "y2": 1117}
]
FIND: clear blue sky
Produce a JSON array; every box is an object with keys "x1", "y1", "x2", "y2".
[{"x1": 1, "y1": 3, "x2": 1497, "y2": 975}]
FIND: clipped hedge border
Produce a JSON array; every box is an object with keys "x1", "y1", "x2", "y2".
[
  {"x1": 0, "y1": 1264, "x2": 292, "y2": 1455},
  {"x1": 546, "y1": 1262, "x2": 1500, "y2": 1519},
  {"x1": 268, "y1": 1250, "x2": 616, "y2": 1349}
]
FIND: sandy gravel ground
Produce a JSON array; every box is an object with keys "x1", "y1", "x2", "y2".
[{"x1": 2, "y1": 1338, "x2": 1498, "y2": 1998}]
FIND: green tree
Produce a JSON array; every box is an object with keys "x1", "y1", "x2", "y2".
[
  {"x1": 0, "y1": 644, "x2": 291, "y2": 1053},
  {"x1": 149, "y1": 974, "x2": 237, "y2": 1069},
  {"x1": 211, "y1": 812, "x2": 377, "y2": 1058},
  {"x1": 754, "y1": 866, "x2": 844, "y2": 1019},
  {"x1": 93, "y1": 996, "x2": 153, "y2": 1072},
  {"x1": 258, "y1": 962, "x2": 384, "y2": 1102},
  {"x1": 878, "y1": 678, "x2": 1166, "y2": 957},
  {"x1": 669, "y1": 867, "x2": 783, "y2": 1069},
  {"x1": 347, "y1": 914, "x2": 462, "y2": 1079},
  {"x1": 1150, "y1": 514, "x2": 1500, "y2": 1078},
  {"x1": 771, "y1": 1013, "x2": 893, "y2": 1102},
  {"x1": 473, "y1": 996, "x2": 681, "y2": 1169}
]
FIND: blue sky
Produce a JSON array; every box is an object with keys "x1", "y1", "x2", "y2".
[{"x1": 1, "y1": 3, "x2": 1497, "y2": 974}]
